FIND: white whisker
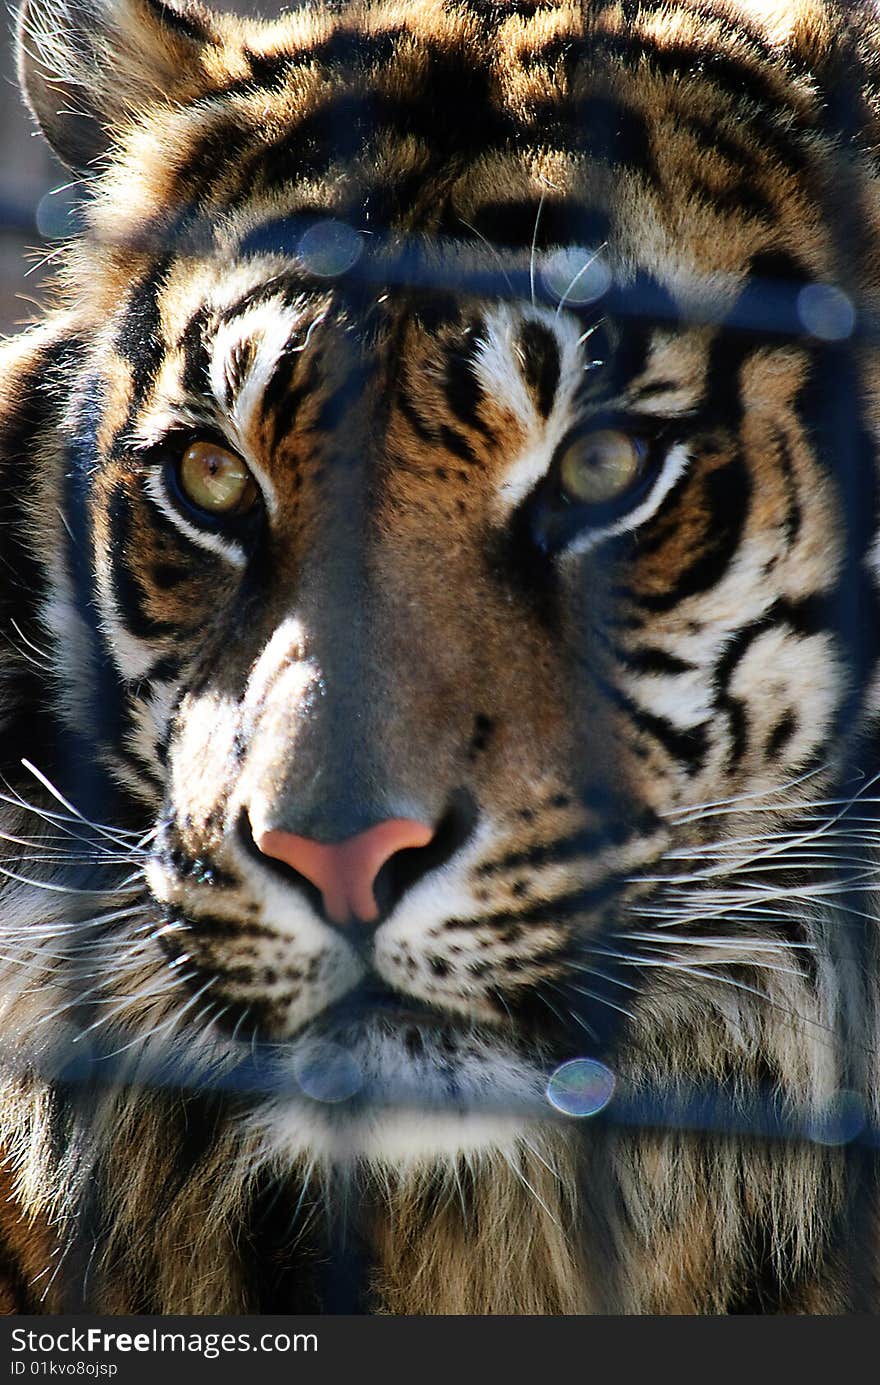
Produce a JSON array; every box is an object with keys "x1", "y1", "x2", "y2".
[
  {"x1": 101, "y1": 976, "x2": 219, "y2": 1059},
  {"x1": 500, "y1": 1151, "x2": 561, "y2": 1228},
  {"x1": 565, "y1": 983, "x2": 639, "y2": 1021},
  {"x1": 529, "y1": 190, "x2": 545, "y2": 309},
  {"x1": 19, "y1": 760, "x2": 145, "y2": 850},
  {"x1": 554, "y1": 241, "x2": 608, "y2": 317},
  {"x1": 661, "y1": 762, "x2": 835, "y2": 821}
]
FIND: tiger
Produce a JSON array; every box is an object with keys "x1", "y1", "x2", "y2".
[{"x1": 0, "y1": 0, "x2": 878, "y2": 1315}]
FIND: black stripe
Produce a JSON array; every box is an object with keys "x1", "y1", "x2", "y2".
[
  {"x1": 446, "y1": 878, "x2": 621, "y2": 932},
  {"x1": 721, "y1": 693, "x2": 748, "y2": 770},
  {"x1": 0, "y1": 336, "x2": 87, "y2": 772},
  {"x1": 459, "y1": 197, "x2": 610, "y2": 251},
  {"x1": 518, "y1": 320, "x2": 561, "y2": 418},
  {"x1": 163, "y1": 909, "x2": 282, "y2": 942},
  {"x1": 765, "y1": 709, "x2": 798, "y2": 758},
  {"x1": 241, "y1": 50, "x2": 295, "y2": 88},
  {"x1": 150, "y1": 563, "x2": 189, "y2": 591},
  {"x1": 170, "y1": 116, "x2": 260, "y2": 210},
  {"x1": 59, "y1": 380, "x2": 137, "y2": 820},
  {"x1": 617, "y1": 644, "x2": 695, "y2": 676},
  {"x1": 114, "y1": 258, "x2": 169, "y2": 382},
  {"x1": 476, "y1": 828, "x2": 611, "y2": 877},
  {"x1": 628, "y1": 379, "x2": 680, "y2": 403},
  {"x1": 775, "y1": 429, "x2": 802, "y2": 545},
  {"x1": 677, "y1": 112, "x2": 769, "y2": 178},
  {"x1": 300, "y1": 26, "x2": 410, "y2": 71},
  {"x1": 219, "y1": 28, "x2": 412, "y2": 106},
  {"x1": 516, "y1": 36, "x2": 583, "y2": 79},
  {"x1": 255, "y1": 55, "x2": 501, "y2": 189},
  {"x1": 594, "y1": 31, "x2": 811, "y2": 148},
  {"x1": 773, "y1": 594, "x2": 829, "y2": 636},
  {"x1": 444, "y1": 335, "x2": 491, "y2": 436},
  {"x1": 712, "y1": 601, "x2": 827, "y2": 769},
  {"x1": 357, "y1": 168, "x2": 453, "y2": 233},
  {"x1": 178, "y1": 305, "x2": 212, "y2": 398},
  {"x1": 111, "y1": 740, "x2": 165, "y2": 790},
  {"x1": 572, "y1": 95, "x2": 659, "y2": 186},
  {"x1": 264, "y1": 360, "x2": 314, "y2": 454},
  {"x1": 438, "y1": 424, "x2": 480, "y2": 465},
  {"x1": 604, "y1": 319, "x2": 657, "y2": 397},
  {"x1": 688, "y1": 174, "x2": 774, "y2": 223},
  {"x1": 629, "y1": 704, "x2": 708, "y2": 772},
  {"x1": 747, "y1": 249, "x2": 812, "y2": 288},
  {"x1": 106, "y1": 487, "x2": 180, "y2": 641},
  {"x1": 111, "y1": 256, "x2": 172, "y2": 449},
  {"x1": 458, "y1": 0, "x2": 558, "y2": 14},
  {"x1": 595, "y1": 666, "x2": 709, "y2": 773},
  {"x1": 144, "y1": 0, "x2": 211, "y2": 43},
  {"x1": 258, "y1": 93, "x2": 388, "y2": 184},
  {"x1": 138, "y1": 653, "x2": 182, "y2": 685},
  {"x1": 396, "y1": 384, "x2": 438, "y2": 443},
  {"x1": 635, "y1": 454, "x2": 752, "y2": 612}
]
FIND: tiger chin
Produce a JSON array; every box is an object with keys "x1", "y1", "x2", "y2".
[{"x1": 0, "y1": 0, "x2": 879, "y2": 1315}]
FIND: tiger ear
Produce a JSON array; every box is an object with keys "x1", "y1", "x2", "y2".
[{"x1": 16, "y1": 0, "x2": 219, "y2": 173}]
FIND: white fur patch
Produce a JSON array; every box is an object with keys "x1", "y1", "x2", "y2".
[
  {"x1": 246, "y1": 1024, "x2": 549, "y2": 1165},
  {"x1": 143, "y1": 469, "x2": 247, "y2": 568}
]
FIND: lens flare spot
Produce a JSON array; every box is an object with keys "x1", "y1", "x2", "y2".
[
  {"x1": 805, "y1": 1089, "x2": 865, "y2": 1146},
  {"x1": 294, "y1": 1041, "x2": 363, "y2": 1104},
  {"x1": 298, "y1": 219, "x2": 363, "y2": 278},
  {"x1": 35, "y1": 185, "x2": 84, "y2": 240},
  {"x1": 546, "y1": 1058, "x2": 615, "y2": 1117},
  {"x1": 797, "y1": 283, "x2": 855, "y2": 341},
  {"x1": 542, "y1": 246, "x2": 611, "y2": 307}
]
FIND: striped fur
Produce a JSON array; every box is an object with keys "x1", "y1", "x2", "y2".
[{"x1": 0, "y1": 0, "x2": 879, "y2": 1312}]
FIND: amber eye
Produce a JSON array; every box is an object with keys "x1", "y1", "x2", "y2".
[
  {"x1": 558, "y1": 429, "x2": 645, "y2": 506},
  {"x1": 177, "y1": 441, "x2": 258, "y2": 517}
]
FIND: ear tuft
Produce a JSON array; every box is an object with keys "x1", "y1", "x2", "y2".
[{"x1": 16, "y1": 0, "x2": 217, "y2": 173}]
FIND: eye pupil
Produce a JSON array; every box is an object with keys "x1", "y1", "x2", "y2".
[
  {"x1": 558, "y1": 428, "x2": 643, "y2": 505},
  {"x1": 177, "y1": 440, "x2": 257, "y2": 517}
]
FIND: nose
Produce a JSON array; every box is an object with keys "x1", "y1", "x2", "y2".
[{"x1": 256, "y1": 818, "x2": 435, "y2": 925}]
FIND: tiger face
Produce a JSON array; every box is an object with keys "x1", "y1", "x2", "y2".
[
  {"x1": 121, "y1": 271, "x2": 846, "y2": 1164},
  {"x1": 6, "y1": 0, "x2": 880, "y2": 1189}
]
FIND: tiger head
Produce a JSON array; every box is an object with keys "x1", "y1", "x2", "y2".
[{"x1": 5, "y1": 0, "x2": 880, "y2": 1175}]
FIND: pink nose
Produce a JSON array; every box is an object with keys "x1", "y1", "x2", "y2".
[{"x1": 256, "y1": 818, "x2": 434, "y2": 924}]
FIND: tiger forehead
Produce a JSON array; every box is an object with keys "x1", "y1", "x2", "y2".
[
  {"x1": 82, "y1": 0, "x2": 841, "y2": 302},
  {"x1": 198, "y1": 293, "x2": 580, "y2": 469}
]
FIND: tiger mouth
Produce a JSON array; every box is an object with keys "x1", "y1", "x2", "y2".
[
  {"x1": 319, "y1": 977, "x2": 448, "y2": 1027},
  {"x1": 309, "y1": 977, "x2": 479, "y2": 1043}
]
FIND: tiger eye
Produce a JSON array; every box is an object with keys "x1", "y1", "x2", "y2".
[
  {"x1": 559, "y1": 429, "x2": 644, "y2": 505},
  {"x1": 178, "y1": 441, "x2": 258, "y2": 516}
]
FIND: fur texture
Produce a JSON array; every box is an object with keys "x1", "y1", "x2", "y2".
[{"x1": 0, "y1": 0, "x2": 879, "y2": 1312}]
